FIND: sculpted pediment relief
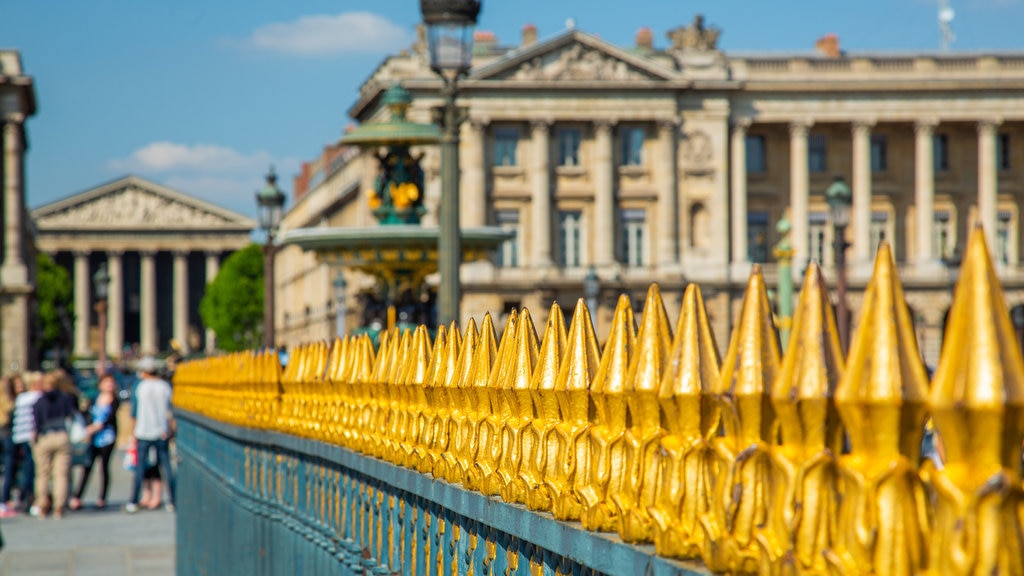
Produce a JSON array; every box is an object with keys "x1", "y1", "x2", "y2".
[
  {"x1": 35, "y1": 181, "x2": 252, "y2": 231},
  {"x1": 503, "y1": 43, "x2": 657, "y2": 82}
]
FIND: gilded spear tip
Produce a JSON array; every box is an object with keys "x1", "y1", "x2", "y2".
[
  {"x1": 719, "y1": 265, "x2": 780, "y2": 396},
  {"x1": 557, "y1": 298, "x2": 601, "y2": 392},
  {"x1": 592, "y1": 294, "x2": 637, "y2": 394},
  {"x1": 659, "y1": 283, "x2": 721, "y2": 398},
  {"x1": 455, "y1": 318, "x2": 480, "y2": 388},
  {"x1": 628, "y1": 284, "x2": 673, "y2": 392},
  {"x1": 509, "y1": 307, "x2": 540, "y2": 390},
  {"x1": 532, "y1": 303, "x2": 567, "y2": 390}
]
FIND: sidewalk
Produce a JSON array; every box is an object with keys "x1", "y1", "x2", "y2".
[{"x1": 0, "y1": 450, "x2": 175, "y2": 576}]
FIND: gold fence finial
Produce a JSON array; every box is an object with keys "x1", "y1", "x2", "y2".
[
  {"x1": 701, "y1": 264, "x2": 779, "y2": 573},
  {"x1": 471, "y1": 310, "x2": 518, "y2": 495},
  {"x1": 415, "y1": 324, "x2": 449, "y2": 472},
  {"x1": 580, "y1": 294, "x2": 636, "y2": 532},
  {"x1": 760, "y1": 262, "x2": 844, "y2": 573},
  {"x1": 651, "y1": 283, "x2": 721, "y2": 558},
  {"x1": 438, "y1": 319, "x2": 480, "y2": 481},
  {"x1": 617, "y1": 283, "x2": 673, "y2": 543},
  {"x1": 549, "y1": 299, "x2": 601, "y2": 520},
  {"x1": 521, "y1": 303, "x2": 567, "y2": 510},
  {"x1": 928, "y1": 227, "x2": 1024, "y2": 574},
  {"x1": 826, "y1": 241, "x2": 930, "y2": 575},
  {"x1": 497, "y1": 307, "x2": 541, "y2": 503}
]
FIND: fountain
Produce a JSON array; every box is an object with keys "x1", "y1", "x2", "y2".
[{"x1": 280, "y1": 84, "x2": 511, "y2": 335}]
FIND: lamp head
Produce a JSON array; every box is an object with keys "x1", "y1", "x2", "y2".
[
  {"x1": 825, "y1": 175, "x2": 852, "y2": 228},
  {"x1": 256, "y1": 166, "x2": 287, "y2": 232},
  {"x1": 93, "y1": 261, "x2": 110, "y2": 300},
  {"x1": 420, "y1": 0, "x2": 482, "y2": 73}
]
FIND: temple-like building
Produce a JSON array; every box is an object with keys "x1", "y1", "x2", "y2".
[{"x1": 277, "y1": 17, "x2": 1024, "y2": 366}]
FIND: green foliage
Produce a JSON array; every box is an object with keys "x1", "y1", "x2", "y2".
[
  {"x1": 199, "y1": 244, "x2": 264, "y2": 352},
  {"x1": 36, "y1": 252, "x2": 74, "y2": 355}
]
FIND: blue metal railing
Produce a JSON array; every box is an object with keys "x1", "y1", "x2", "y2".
[{"x1": 175, "y1": 409, "x2": 710, "y2": 576}]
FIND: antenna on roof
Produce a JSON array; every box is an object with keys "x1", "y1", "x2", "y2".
[{"x1": 938, "y1": 0, "x2": 955, "y2": 52}]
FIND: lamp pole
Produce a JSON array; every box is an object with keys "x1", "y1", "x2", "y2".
[
  {"x1": 256, "y1": 167, "x2": 286, "y2": 350},
  {"x1": 773, "y1": 217, "x2": 794, "y2": 350},
  {"x1": 93, "y1": 262, "x2": 110, "y2": 376},
  {"x1": 826, "y1": 175, "x2": 853, "y2": 353},
  {"x1": 421, "y1": 0, "x2": 481, "y2": 327},
  {"x1": 333, "y1": 272, "x2": 347, "y2": 339},
  {"x1": 583, "y1": 265, "x2": 600, "y2": 326}
]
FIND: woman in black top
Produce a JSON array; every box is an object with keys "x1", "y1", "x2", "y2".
[{"x1": 70, "y1": 374, "x2": 120, "y2": 510}]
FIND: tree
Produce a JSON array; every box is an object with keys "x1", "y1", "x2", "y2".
[
  {"x1": 36, "y1": 252, "x2": 74, "y2": 359},
  {"x1": 200, "y1": 244, "x2": 264, "y2": 352}
]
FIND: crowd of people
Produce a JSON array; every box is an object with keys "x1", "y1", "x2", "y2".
[{"x1": 0, "y1": 356, "x2": 175, "y2": 519}]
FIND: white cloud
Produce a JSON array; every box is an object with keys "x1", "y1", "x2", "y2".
[
  {"x1": 108, "y1": 142, "x2": 300, "y2": 216},
  {"x1": 246, "y1": 12, "x2": 412, "y2": 56}
]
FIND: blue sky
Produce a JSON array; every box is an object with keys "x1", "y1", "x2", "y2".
[{"x1": 2, "y1": 0, "x2": 1022, "y2": 219}]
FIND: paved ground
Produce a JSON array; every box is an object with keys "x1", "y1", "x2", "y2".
[{"x1": 0, "y1": 450, "x2": 175, "y2": 576}]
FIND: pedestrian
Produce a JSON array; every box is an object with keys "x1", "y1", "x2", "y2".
[
  {"x1": 69, "y1": 373, "x2": 119, "y2": 510},
  {"x1": 7, "y1": 372, "x2": 41, "y2": 515},
  {"x1": 0, "y1": 375, "x2": 20, "y2": 517},
  {"x1": 125, "y1": 356, "x2": 175, "y2": 514},
  {"x1": 31, "y1": 371, "x2": 77, "y2": 518},
  {"x1": 138, "y1": 453, "x2": 163, "y2": 510}
]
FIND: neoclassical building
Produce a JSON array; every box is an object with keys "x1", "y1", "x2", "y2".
[
  {"x1": 0, "y1": 50, "x2": 37, "y2": 372},
  {"x1": 32, "y1": 176, "x2": 255, "y2": 358},
  {"x1": 277, "y1": 17, "x2": 1024, "y2": 366}
]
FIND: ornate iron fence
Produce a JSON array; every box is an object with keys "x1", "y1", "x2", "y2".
[{"x1": 174, "y1": 229, "x2": 1024, "y2": 575}]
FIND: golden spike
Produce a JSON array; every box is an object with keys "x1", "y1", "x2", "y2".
[
  {"x1": 395, "y1": 325, "x2": 433, "y2": 467},
  {"x1": 521, "y1": 303, "x2": 568, "y2": 511},
  {"x1": 825, "y1": 241, "x2": 930, "y2": 576},
  {"x1": 548, "y1": 298, "x2": 601, "y2": 520},
  {"x1": 326, "y1": 337, "x2": 349, "y2": 444},
  {"x1": 469, "y1": 310, "x2": 517, "y2": 495},
  {"x1": 927, "y1": 227, "x2": 1024, "y2": 575},
  {"x1": 414, "y1": 325, "x2": 449, "y2": 474},
  {"x1": 437, "y1": 318, "x2": 480, "y2": 482},
  {"x1": 700, "y1": 265, "x2": 780, "y2": 574},
  {"x1": 462, "y1": 312, "x2": 499, "y2": 489},
  {"x1": 578, "y1": 294, "x2": 636, "y2": 531},
  {"x1": 757, "y1": 262, "x2": 844, "y2": 574},
  {"x1": 379, "y1": 329, "x2": 412, "y2": 462},
  {"x1": 427, "y1": 321, "x2": 466, "y2": 476},
  {"x1": 496, "y1": 308, "x2": 540, "y2": 503},
  {"x1": 650, "y1": 283, "x2": 721, "y2": 558}
]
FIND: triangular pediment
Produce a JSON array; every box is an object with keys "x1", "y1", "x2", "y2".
[
  {"x1": 471, "y1": 30, "x2": 679, "y2": 83},
  {"x1": 31, "y1": 175, "x2": 257, "y2": 232}
]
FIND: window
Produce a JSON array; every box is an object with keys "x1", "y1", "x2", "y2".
[
  {"x1": 620, "y1": 127, "x2": 645, "y2": 166},
  {"x1": 494, "y1": 209, "x2": 520, "y2": 268},
  {"x1": 620, "y1": 208, "x2": 647, "y2": 267},
  {"x1": 997, "y1": 211, "x2": 1012, "y2": 265},
  {"x1": 809, "y1": 212, "x2": 829, "y2": 266},
  {"x1": 746, "y1": 135, "x2": 766, "y2": 173},
  {"x1": 558, "y1": 128, "x2": 581, "y2": 167},
  {"x1": 870, "y1": 135, "x2": 888, "y2": 172},
  {"x1": 748, "y1": 212, "x2": 771, "y2": 263},
  {"x1": 558, "y1": 210, "x2": 584, "y2": 268},
  {"x1": 934, "y1": 211, "x2": 952, "y2": 260},
  {"x1": 808, "y1": 134, "x2": 827, "y2": 173},
  {"x1": 998, "y1": 133, "x2": 1011, "y2": 171},
  {"x1": 933, "y1": 134, "x2": 950, "y2": 172},
  {"x1": 494, "y1": 127, "x2": 519, "y2": 167},
  {"x1": 870, "y1": 212, "x2": 889, "y2": 258}
]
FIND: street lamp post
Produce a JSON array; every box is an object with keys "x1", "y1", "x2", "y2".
[
  {"x1": 256, "y1": 167, "x2": 286, "y2": 350},
  {"x1": 826, "y1": 175, "x2": 853, "y2": 353},
  {"x1": 583, "y1": 265, "x2": 600, "y2": 322},
  {"x1": 93, "y1": 261, "x2": 110, "y2": 376},
  {"x1": 774, "y1": 217, "x2": 794, "y2": 350},
  {"x1": 333, "y1": 272, "x2": 347, "y2": 339},
  {"x1": 420, "y1": 0, "x2": 481, "y2": 326}
]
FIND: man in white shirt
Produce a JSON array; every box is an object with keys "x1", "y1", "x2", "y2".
[{"x1": 125, "y1": 357, "x2": 175, "y2": 514}]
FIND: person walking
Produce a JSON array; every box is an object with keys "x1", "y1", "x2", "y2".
[
  {"x1": 69, "y1": 373, "x2": 119, "y2": 510},
  {"x1": 7, "y1": 372, "x2": 41, "y2": 515},
  {"x1": 125, "y1": 357, "x2": 175, "y2": 514},
  {"x1": 31, "y1": 371, "x2": 76, "y2": 518},
  {"x1": 0, "y1": 375, "x2": 20, "y2": 517}
]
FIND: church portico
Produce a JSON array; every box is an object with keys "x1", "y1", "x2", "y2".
[{"x1": 32, "y1": 175, "x2": 255, "y2": 358}]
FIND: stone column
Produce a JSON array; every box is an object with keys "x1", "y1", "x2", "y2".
[
  {"x1": 978, "y1": 119, "x2": 1001, "y2": 248},
  {"x1": 73, "y1": 251, "x2": 91, "y2": 357},
  {"x1": 173, "y1": 250, "x2": 190, "y2": 354},
  {"x1": 730, "y1": 119, "x2": 750, "y2": 268},
  {"x1": 205, "y1": 251, "x2": 220, "y2": 353},
  {"x1": 2, "y1": 118, "x2": 26, "y2": 285},
  {"x1": 530, "y1": 120, "x2": 553, "y2": 268},
  {"x1": 657, "y1": 119, "x2": 679, "y2": 268},
  {"x1": 461, "y1": 119, "x2": 488, "y2": 228},
  {"x1": 915, "y1": 119, "x2": 938, "y2": 268},
  {"x1": 593, "y1": 119, "x2": 616, "y2": 268},
  {"x1": 851, "y1": 120, "x2": 874, "y2": 267},
  {"x1": 140, "y1": 250, "x2": 157, "y2": 354},
  {"x1": 106, "y1": 251, "x2": 124, "y2": 360},
  {"x1": 789, "y1": 120, "x2": 812, "y2": 273}
]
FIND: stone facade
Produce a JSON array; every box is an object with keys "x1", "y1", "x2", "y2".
[
  {"x1": 278, "y1": 19, "x2": 1024, "y2": 367},
  {"x1": 0, "y1": 50, "x2": 37, "y2": 372},
  {"x1": 32, "y1": 176, "x2": 255, "y2": 357}
]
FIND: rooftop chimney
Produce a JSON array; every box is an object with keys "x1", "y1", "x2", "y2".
[
  {"x1": 522, "y1": 24, "x2": 537, "y2": 47},
  {"x1": 815, "y1": 33, "x2": 841, "y2": 58},
  {"x1": 635, "y1": 27, "x2": 654, "y2": 51}
]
